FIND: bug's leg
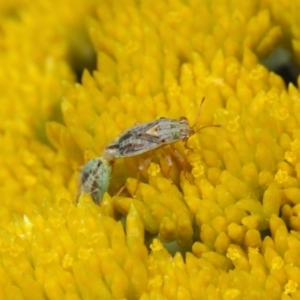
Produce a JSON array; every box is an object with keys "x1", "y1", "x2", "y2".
[
  {"x1": 139, "y1": 156, "x2": 153, "y2": 171},
  {"x1": 174, "y1": 147, "x2": 191, "y2": 177},
  {"x1": 132, "y1": 171, "x2": 141, "y2": 198},
  {"x1": 192, "y1": 96, "x2": 206, "y2": 129},
  {"x1": 115, "y1": 182, "x2": 129, "y2": 196},
  {"x1": 172, "y1": 148, "x2": 185, "y2": 163},
  {"x1": 155, "y1": 147, "x2": 174, "y2": 180},
  {"x1": 165, "y1": 152, "x2": 173, "y2": 166},
  {"x1": 163, "y1": 152, "x2": 173, "y2": 179},
  {"x1": 130, "y1": 155, "x2": 153, "y2": 197},
  {"x1": 162, "y1": 146, "x2": 187, "y2": 178},
  {"x1": 75, "y1": 190, "x2": 81, "y2": 203},
  {"x1": 162, "y1": 146, "x2": 193, "y2": 185}
]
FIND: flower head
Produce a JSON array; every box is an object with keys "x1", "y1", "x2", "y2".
[{"x1": 1, "y1": 0, "x2": 300, "y2": 298}]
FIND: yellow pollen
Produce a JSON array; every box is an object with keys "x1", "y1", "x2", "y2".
[
  {"x1": 227, "y1": 63, "x2": 239, "y2": 75},
  {"x1": 78, "y1": 247, "x2": 93, "y2": 260},
  {"x1": 62, "y1": 253, "x2": 74, "y2": 269},
  {"x1": 40, "y1": 250, "x2": 59, "y2": 264},
  {"x1": 284, "y1": 280, "x2": 298, "y2": 295},
  {"x1": 248, "y1": 247, "x2": 259, "y2": 255},
  {"x1": 249, "y1": 65, "x2": 265, "y2": 80},
  {"x1": 188, "y1": 152, "x2": 202, "y2": 165},
  {"x1": 192, "y1": 163, "x2": 205, "y2": 178},
  {"x1": 274, "y1": 170, "x2": 288, "y2": 184},
  {"x1": 227, "y1": 116, "x2": 240, "y2": 132},
  {"x1": 88, "y1": 233, "x2": 101, "y2": 245},
  {"x1": 147, "y1": 259, "x2": 156, "y2": 271},
  {"x1": 150, "y1": 239, "x2": 163, "y2": 252},
  {"x1": 226, "y1": 247, "x2": 241, "y2": 260},
  {"x1": 205, "y1": 76, "x2": 224, "y2": 86},
  {"x1": 149, "y1": 276, "x2": 163, "y2": 288},
  {"x1": 285, "y1": 151, "x2": 296, "y2": 163},
  {"x1": 291, "y1": 139, "x2": 300, "y2": 151},
  {"x1": 23, "y1": 215, "x2": 33, "y2": 237},
  {"x1": 49, "y1": 213, "x2": 65, "y2": 228},
  {"x1": 266, "y1": 91, "x2": 278, "y2": 103},
  {"x1": 275, "y1": 107, "x2": 289, "y2": 120},
  {"x1": 148, "y1": 163, "x2": 161, "y2": 176},
  {"x1": 271, "y1": 256, "x2": 284, "y2": 270},
  {"x1": 168, "y1": 84, "x2": 181, "y2": 96}
]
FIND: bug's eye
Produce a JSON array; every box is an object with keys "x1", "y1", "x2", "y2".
[{"x1": 179, "y1": 117, "x2": 188, "y2": 124}]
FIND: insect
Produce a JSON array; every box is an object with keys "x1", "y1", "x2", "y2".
[
  {"x1": 103, "y1": 97, "x2": 219, "y2": 162},
  {"x1": 76, "y1": 157, "x2": 112, "y2": 205}
]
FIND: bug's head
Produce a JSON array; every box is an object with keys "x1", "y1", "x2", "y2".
[{"x1": 179, "y1": 117, "x2": 194, "y2": 141}]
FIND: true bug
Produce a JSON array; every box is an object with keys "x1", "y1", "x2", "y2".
[
  {"x1": 103, "y1": 97, "x2": 219, "y2": 162},
  {"x1": 102, "y1": 97, "x2": 220, "y2": 196},
  {"x1": 76, "y1": 157, "x2": 112, "y2": 205}
]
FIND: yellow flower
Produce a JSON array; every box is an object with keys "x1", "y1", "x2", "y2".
[{"x1": 2, "y1": 0, "x2": 300, "y2": 298}]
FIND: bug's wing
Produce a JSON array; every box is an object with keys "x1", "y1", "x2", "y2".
[
  {"x1": 104, "y1": 120, "x2": 162, "y2": 158},
  {"x1": 119, "y1": 136, "x2": 162, "y2": 156},
  {"x1": 117, "y1": 120, "x2": 166, "y2": 156}
]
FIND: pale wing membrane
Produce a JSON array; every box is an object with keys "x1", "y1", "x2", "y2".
[{"x1": 119, "y1": 133, "x2": 163, "y2": 156}]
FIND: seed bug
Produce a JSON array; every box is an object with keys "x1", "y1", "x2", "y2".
[
  {"x1": 103, "y1": 97, "x2": 220, "y2": 195},
  {"x1": 103, "y1": 97, "x2": 219, "y2": 162},
  {"x1": 76, "y1": 157, "x2": 112, "y2": 205}
]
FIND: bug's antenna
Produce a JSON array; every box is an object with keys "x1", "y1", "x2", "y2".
[
  {"x1": 192, "y1": 96, "x2": 206, "y2": 131},
  {"x1": 193, "y1": 97, "x2": 221, "y2": 133}
]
